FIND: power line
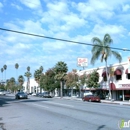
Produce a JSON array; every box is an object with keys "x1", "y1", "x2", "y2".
[{"x1": 0, "y1": 27, "x2": 130, "y2": 52}]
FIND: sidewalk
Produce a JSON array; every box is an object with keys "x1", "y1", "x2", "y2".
[{"x1": 54, "y1": 96, "x2": 130, "y2": 106}]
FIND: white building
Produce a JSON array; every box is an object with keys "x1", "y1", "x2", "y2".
[
  {"x1": 77, "y1": 60, "x2": 130, "y2": 101},
  {"x1": 23, "y1": 79, "x2": 40, "y2": 93}
]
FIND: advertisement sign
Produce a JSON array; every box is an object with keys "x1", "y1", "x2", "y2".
[{"x1": 77, "y1": 58, "x2": 88, "y2": 67}]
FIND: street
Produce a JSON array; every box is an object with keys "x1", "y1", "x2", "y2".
[{"x1": 0, "y1": 94, "x2": 130, "y2": 130}]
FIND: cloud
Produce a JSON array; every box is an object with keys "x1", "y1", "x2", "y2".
[
  {"x1": 77, "y1": 0, "x2": 114, "y2": 20},
  {"x1": 11, "y1": 3, "x2": 22, "y2": 10},
  {"x1": 122, "y1": 4, "x2": 130, "y2": 12},
  {"x1": 92, "y1": 24, "x2": 126, "y2": 36},
  {"x1": 20, "y1": 0, "x2": 41, "y2": 9},
  {"x1": 0, "y1": 2, "x2": 3, "y2": 8}
]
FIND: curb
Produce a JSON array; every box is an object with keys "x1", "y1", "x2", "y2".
[
  {"x1": 54, "y1": 97, "x2": 130, "y2": 106},
  {"x1": 101, "y1": 101, "x2": 130, "y2": 106}
]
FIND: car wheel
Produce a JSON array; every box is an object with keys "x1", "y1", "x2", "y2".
[
  {"x1": 82, "y1": 98, "x2": 85, "y2": 101},
  {"x1": 89, "y1": 99, "x2": 91, "y2": 102}
]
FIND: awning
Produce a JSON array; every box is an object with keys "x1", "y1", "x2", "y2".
[
  {"x1": 110, "y1": 83, "x2": 116, "y2": 90},
  {"x1": 125, "y1": 69, "x2": 130, "y2": 74},
  {"x1": 114, "y1": 69, "x2": 122, "y2": 75},
  {"x1": 102, "y1": 71, "x2": 109, "y2": 77}
]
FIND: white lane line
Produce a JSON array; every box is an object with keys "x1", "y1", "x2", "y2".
[
  {"x1": 32, "y1": 103, "x2": 49, "y2": 108},
  {"x1": 44, "y1": 102, "x2": 74, "y2": 108}
]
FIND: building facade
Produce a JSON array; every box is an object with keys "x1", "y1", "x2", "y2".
[
  {"x1": 23, "y1": 79, "x2": 41, "y2": 93},
  {"x1": 77, "y1": 60, "x2": 130, "y2": 101}
]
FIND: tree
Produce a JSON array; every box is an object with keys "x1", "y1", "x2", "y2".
[
  {"x1": 18, "y1": 75, "x2": 25, "y2": 91},
  {"x1": 79, "y1": 73, "x2": 87, "y2": 86},
  {"x1": 34, "y1": 67, "x2": 43, "y2": 92},
  {"x1": 54, "y1": 61, "x2": 68, "y2": 98},
  {"x1": 1, "y1": 68, "x2": 4, "y2": 81},
  {"x1": 27, "y1": 66, "x2": 30, "y2": 72},
  {"x1": 65, "y1": 70, "x2": 79, "y2": 96},
  {"x1": 15, "y1": 63, "x2": 19, "y2": 80},
  {"x1": 3, "y1": 65, "x2": 7, "y2": 81},
  {"x1": 34, "y1": 66, "x2": 43, "y2": 84},
  {"x1": 18, "y1": 75, "x2": 25, "y2": 86},
  {"x1": 9, "y1": 77, "x2": 16, "y2": 92},
  {"x1": 24, "y1": 66, "x2": 32, "y2": 93},
  {"x1": 40, "y1": 68, "x2": 60, "y2": 92},
  {"x1": 85, "y1": 70, "x2": 99, "y2": 89},
  {"x1": 91, "y1": 34, "x2": 122, "y2": 100},
  {"x1": 39, "y1": 66, "x2": 43, "y2": 72}
]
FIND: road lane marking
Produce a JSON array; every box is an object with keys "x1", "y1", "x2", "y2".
[
  {"x1": 32, "y1": 103, "x2": 49, "y2": 108},
  {"x1": 44, "y1": 102, "x2": 74, "y2": 108}
]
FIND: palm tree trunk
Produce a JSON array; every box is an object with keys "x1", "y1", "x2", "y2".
[
  {"x1": 60, "y1": 81, "x2": 63, "y2": 98},
  {"x1": 2, "y1": 72, "x2": 3, "y2": 81},
  {"x1": 28, "y1": 78, "x2": 30, "y2": 93},
  {"x1": 105, "y1": 60, "x2": 112, "y2": 100},
  {"x1": 5, "y1": 71, "x2": 6, "y2": 82}
]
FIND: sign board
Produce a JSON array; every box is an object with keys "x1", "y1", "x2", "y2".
[
  {"x1": 119, "y1": 84, "x2": 130, "y2": 88},
  {"x1": 77, "y1": 58, "x2": 88, "y2": 67}
]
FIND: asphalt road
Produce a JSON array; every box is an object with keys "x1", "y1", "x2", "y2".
[{"x1": 0, "y1": 94, "x2": 130, "y2": 130}]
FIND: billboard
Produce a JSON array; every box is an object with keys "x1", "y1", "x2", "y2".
[{"x1": 77, "y1": 58, "x2": 88, "y2": 67}]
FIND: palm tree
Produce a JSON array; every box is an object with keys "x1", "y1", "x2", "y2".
[
  {"x1": 91, "y1": 33, "x2": 122, "y2": 100},
  {"x1": 54, "y1": 61, "x2": 68, "y2": 98},
  {"x1": 15, "y1": 63, "x2": 19, "y2": 81},
  {"x1": 9, "y1": 77, "x2": 16, "y2": 92},
  {"x1": 1, "y1": 68, "x2": 4, "y2": 81},
  {"x1": 3, "y1": 65, "x2": 7, "y2": 82},
  {"x1": 18, "y1": 75, "x2": 25, "y2": 91},
  {"x1": 40, "y1": 66, "x2": 43, "y2": 73},
  {"x1": 27, "y1": 66, "x2": 30, "y2": 72},
  {"x1": 24, "y1": 66, "x2": 32, "y2": 93}
]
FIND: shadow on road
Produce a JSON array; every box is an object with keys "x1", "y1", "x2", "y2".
[
  {"x1": 0, "y1": 95, "x2": 51, "y2": 107},
  {"x1": 97, "y1": 125, "x2": 106, "y2": 130}
]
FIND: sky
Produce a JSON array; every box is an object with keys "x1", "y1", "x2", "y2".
[{"x1": 0, "y1": 0, "x2": 130, "y2": 81}]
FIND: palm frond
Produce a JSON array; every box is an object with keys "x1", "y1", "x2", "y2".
[
  {"x1": 111, "y1": 51, "x2": 122, "y2": 62},
  {"x1": 92, "y1": 37, "x2": 102, "y2": 45},
  {"x1": 91, "y1": 49, "x2": 102, "y2": 64},
  {"x1": 103, "y1": 34, "x2": 113, "y2": 46}
]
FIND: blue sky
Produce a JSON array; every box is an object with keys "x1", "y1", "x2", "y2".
[{"x1": 0, "y1": 0, "x2": 130, "y2": 81}]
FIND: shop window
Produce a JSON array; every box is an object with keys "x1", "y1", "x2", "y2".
[
  {"x1": 127, "y1": 74, "x2": 130, "y2": 79},
  {"x1": 116, "y1": 75, "x2": 122, "y2": 80},
  {"x1": 103, "y1": 76, "x2": 107, "y2": 81}
]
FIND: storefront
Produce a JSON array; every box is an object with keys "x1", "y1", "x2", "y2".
[{"x1": 116, "y1": 84, "x2": 130, "y2": 101}]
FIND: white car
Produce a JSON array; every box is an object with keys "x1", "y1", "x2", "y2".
[
  {"x1": 32, "y1": 93, "x2": 36, "y2": 96},
  {"x1": 0, "y1": 91, "x2": 6, "y2": 95}
]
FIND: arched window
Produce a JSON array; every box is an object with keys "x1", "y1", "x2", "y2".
[
  {"x1": 114, "y1": 69, "x2": 122, "y2": 80},
  {"x1": 125, "y1": 69, "x2": 130, "y2": 79}
]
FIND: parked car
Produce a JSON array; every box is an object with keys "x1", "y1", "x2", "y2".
[
  {"x1": 82, "y1": 95, "x2": 101, "y2": 102},
  {"x1": 15, "y1": 92, "x2": 28, "y2": 99},
  {"x1": 32, "y1": 93, "x2": 37, "y2": 96},
  {"x1": 41, "y1": 91, "x2": 52, "y2": 98},
  {"x1": 27, "y1": 92, "x2": 33, "y2": 95},
  {"x1": 0, "y1": 90, "x2": 6, "y2": 95},
  {"x1": 38, "y1": 92, "x2": 44, "y2": 97}
]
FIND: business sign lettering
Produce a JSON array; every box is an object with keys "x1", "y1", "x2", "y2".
[{"x1": 77, "y1": 58, "x2": 88, "y2": 67}]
